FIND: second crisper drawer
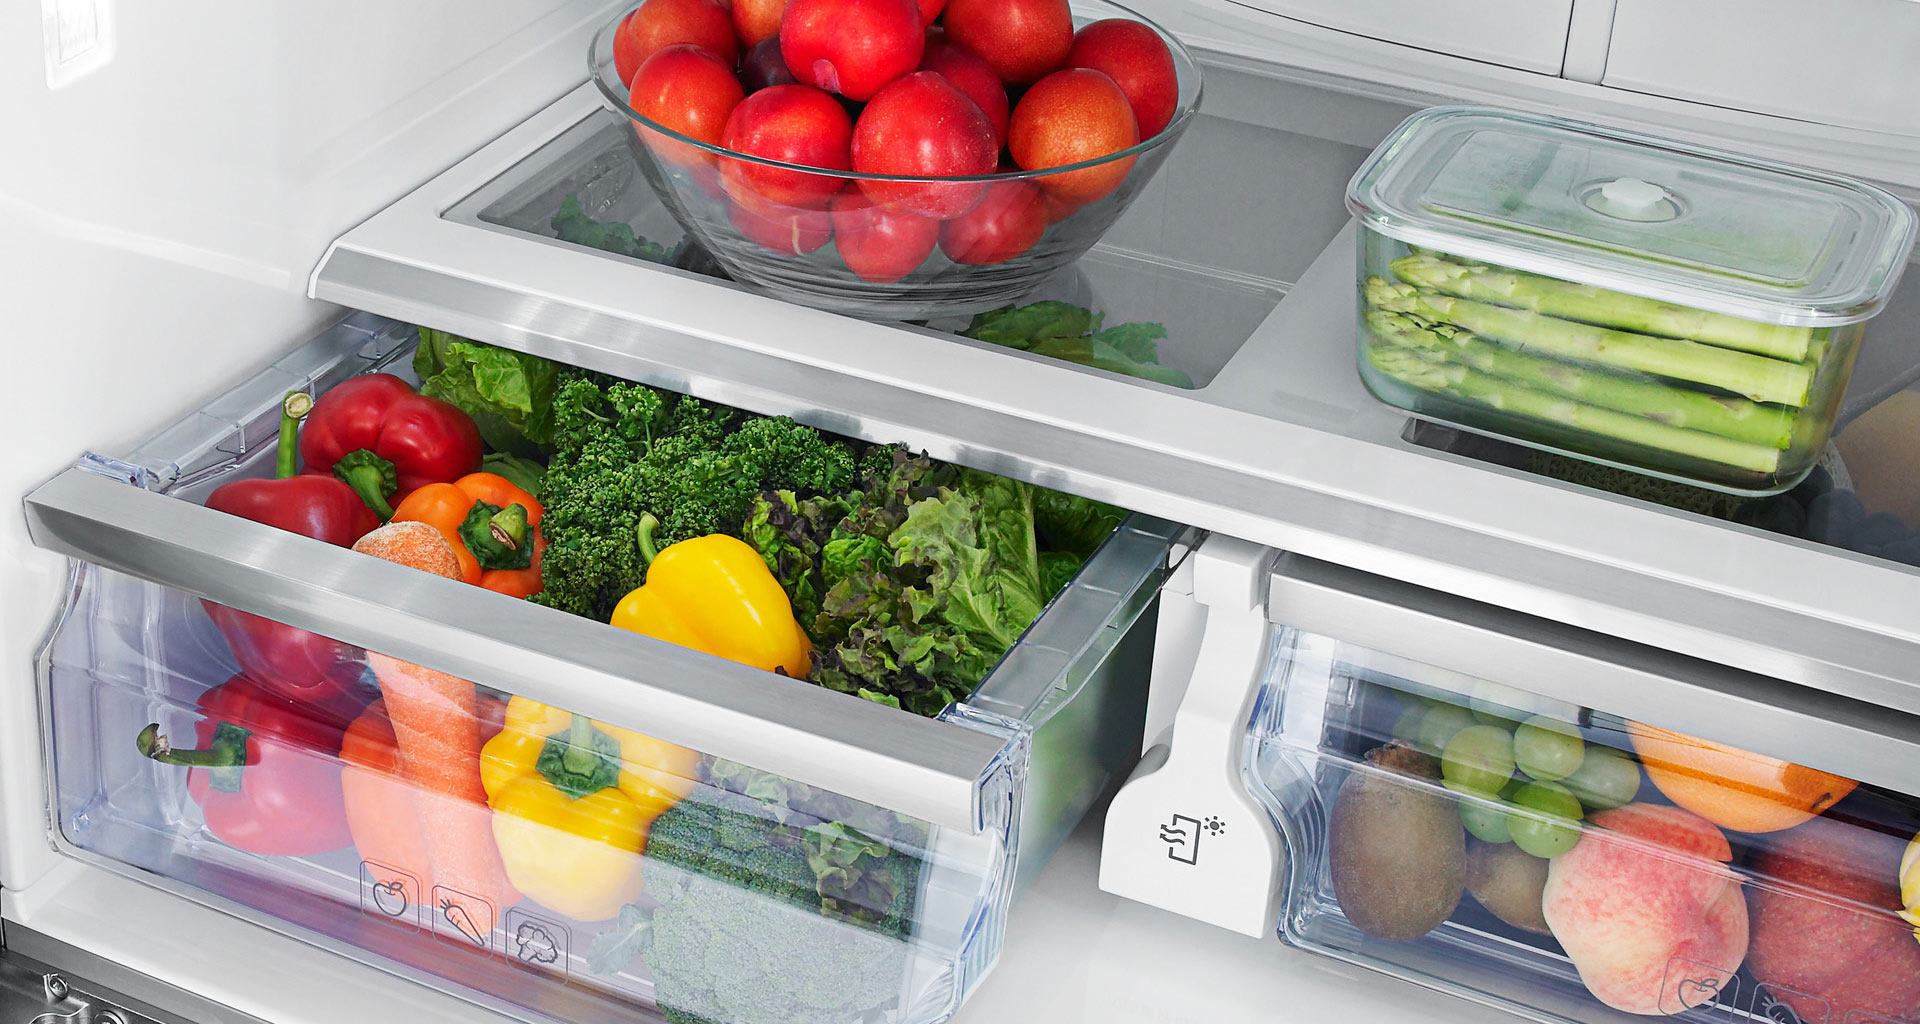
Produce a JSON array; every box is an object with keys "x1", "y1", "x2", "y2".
[
  {"x1": 1103, "y1": 537, "x2": 1920, "y2": 1024},
  {"x1": 25, "y1": 313, "x2": 1188, "y2": 1024}
]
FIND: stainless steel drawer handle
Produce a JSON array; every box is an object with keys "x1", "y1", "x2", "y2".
[{"x1": 25, "y1": 466, "x2": 1009, "y2": 831}]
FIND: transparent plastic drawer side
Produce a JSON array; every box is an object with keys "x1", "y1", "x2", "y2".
[
  {"x1": 43, "y1": 570, "x2": 1009, "y2": 1024},
  {"x1": 1246, "y1": 631, "x2": 1920, "y2": 1024},
  {"x1": 31, "y1": 313, "x2": 1189, "y2": 1024}
]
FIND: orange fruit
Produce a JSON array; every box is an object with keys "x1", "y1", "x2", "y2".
[{"x1": 1625, "y1": 720, "x2": 1856, "y2": 834}]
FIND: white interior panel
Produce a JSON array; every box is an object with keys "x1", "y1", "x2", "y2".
[
  {"x1": 1207, "y1": 0, "x2": 1572, "y2": 74},
  {"x1": 1605, "y1": 0, "x2": 1920, "y2": 139}
]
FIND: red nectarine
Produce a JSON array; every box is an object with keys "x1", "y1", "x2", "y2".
[
  {"x1": 720, "y1": 84, "x2": 853, "y2": 210},
  {"x1": 1065, "y1": 19, "x2": 1178, "y2": 139},
  {"x1": 921, "y1": 39, "x2": 1010, "y2": 147},
  {"x1": 780, "y1": 0, "x2": 924, "y2": 102},
  {"x1": 851, "y1": 71, "x2": 997, "y2": 218},
  {"x1": 629, "y1": 44, "x2": 746, "y2": 169},
  {"x1": 1009, "y1": 68, "x2": 1139, "y2": 204},
  {"x1": 941, "y1": 0, "x2": 1073, "y2": 85},
  {"x1": 939, "y1": 180, "x2": 1046, "y2": 264},
  {"x1": 831, "y1": 191, "x2": 938, "y2": 282},
  {"x1": 615, "y1": 0, "x2": 738, "y2": 86}
]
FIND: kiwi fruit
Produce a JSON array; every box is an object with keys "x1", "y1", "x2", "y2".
[
  {"x1": 1464, "y1": 839, "x2": 1552, "y2": 935},
  {"x1": 1328, "y1": 742, "x2": 1467, "y2": 941}
]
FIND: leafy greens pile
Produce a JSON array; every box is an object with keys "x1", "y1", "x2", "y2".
[
  {"x1": 744, "y1": 450, "x2": 1123, "y2": 716},
  {"x1": 411, "y1": 333, "x2": 1127, "y2": 714},
  {"x1": 959, "y1": 300, "x2": 1194, "y2": 388}
]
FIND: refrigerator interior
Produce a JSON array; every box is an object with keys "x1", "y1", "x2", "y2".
[
  {"x1": 1244, "y1": 628, "x2": 1920, "y2": 1024},
  {"x1": 32, "y1": 314, "x2": 1186, "y2": 1024},
  {"x1": 10, "y1": 1, "x2": 1920, "y2": 1022}
]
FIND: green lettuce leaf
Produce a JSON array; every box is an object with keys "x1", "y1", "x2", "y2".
[{"x1": 412, "y1": 329, "x2": 559, "y2": 455}]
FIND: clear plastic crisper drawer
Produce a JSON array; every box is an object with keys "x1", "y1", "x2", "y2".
[
  {"x1": 1245, "y1": 629, "x2": 1920, "y2": 1024},
  {"x1": 34, "y1": 313, "x2": 1188, "y2": 1024}
]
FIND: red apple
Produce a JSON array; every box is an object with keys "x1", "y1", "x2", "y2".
[
  {"x1": 1746, "y1": 818, "x2": 1920, "y2": 1023},
  {"x1": 851, "y1": 71, "x2": 997, "y2": 218},
  {"x1": 729, "y1": 190, "x2": 834, "y2": 255},
  {"x1": 939, "y1": 180, "x2": 1046, "y2": 264},
  {"x1": 628, "y1": 44, "x2": 746, "y2": 169},
  {"x1": 731, "y1": 0, "x2": 787, "y2": 47},
  {"x1": 780, "y1": 0, "x2": 924, "y2": 102},
  {"x1": 720, "y1": 84, "x2": 853, "y2": 209},
  {"x1": 831, "y1": 191, "x2": 938, "y2": 282},
  {"x1": 1009, "y1": 68, "x2": 1139, "y2": 203},
  {"x1": 739, "y1": 35, "x2": 798, "y2": 91},
  {"x1": 916, "y1": 0, "x2": 946, "y2": 27},
  {"x1": 615, "y1": 0, "x2": 738, "y2": 87},
  {"x1": 920, "y1": 39, "x2": 1010, "y2": 147},
  {"x1": 1065, "y1": 19, "x2": 1178, "y2": 139},
  {"x1": 941, "y1": 0, "x2": 1073, "y2": 85}
]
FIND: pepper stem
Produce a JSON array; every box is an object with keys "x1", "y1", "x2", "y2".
[
  {"x1": 276, "y1": 392, "x2": 313, "y2": 480},
  {"x1": 636, "y1": 512, "x2": 662, "y2": 564},
  {"x1": 333, "y1": 448, "x2": 399, "y2": 520},
  {"x1": 138, "y1": 722, "x2": 253, "y2": 793},
  {"x1": 489, "y1": 503, "x2": 529, "y2": 552},
  {"x1": 534, "y1": 714, "x2": 622, "y2": 800},
  {"x1": 562, "y1": 714, "x2": 598, "y2": 775}
]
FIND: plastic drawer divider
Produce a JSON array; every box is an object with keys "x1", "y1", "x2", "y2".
[{"x1": 23, "y1": 466, "x2": 1009, "y2": 831}]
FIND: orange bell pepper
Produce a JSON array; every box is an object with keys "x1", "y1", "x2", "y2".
[{"x1": 391, "y1": 472, "x2": 545, "y2": 596}]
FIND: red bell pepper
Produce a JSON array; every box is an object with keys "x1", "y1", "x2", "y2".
[
  {"x1": 137, "y1": 674, "x2": 354, "y2": 857},
  {"x1": 202, "y1": 393, "x2": 379, "y2": 717},
  {"x1": 298, "y1": 374, "x2": 484, "y2": 520}
]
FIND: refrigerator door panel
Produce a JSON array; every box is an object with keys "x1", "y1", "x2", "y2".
[{"x1": 313, "y1": 69, "x2": 1920, "y2": 739}]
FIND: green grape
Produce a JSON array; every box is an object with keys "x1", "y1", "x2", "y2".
[
  {"x1": 1460, "y1": 794, "x2": 1513, "y2": 843},
  {"x1": 1514, "y1": 715, "x2": 1586, "y2": 781},
  {"x1": 1391, "y1": 704, "x2": 1429, "y2": 747},
  {"x1": 1562, "y1": 746, "x2": 1642, "y2": 812},
  {"x1": 1415, "y1": 704, "x2": 1477, "y2": 757},
  {"x1": 1507, "y1": 781, "x2": 1584, "y2": 858},
  {"x1": 1441, "y1": 725, "x2": 1516, "y2": 796},
  {"x1": 1469, "y1": 683, "x2": 1524, "y2": 728}
]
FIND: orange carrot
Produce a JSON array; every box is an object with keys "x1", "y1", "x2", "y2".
[{"x1": 351, "y1": 522, "x2": 520, "y2": 924}]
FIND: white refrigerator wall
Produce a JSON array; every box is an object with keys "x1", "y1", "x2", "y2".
[{"x1": 0, "y1": 0, "x2": 622, "y2": 892}]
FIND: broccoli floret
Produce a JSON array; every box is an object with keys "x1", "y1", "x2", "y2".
[
  {"x1": 533, "y1": 371, "x2": 863, "y2": 620},
  {"x1": 623, "y1": 793, "x2": 923, "y2": 1024}
]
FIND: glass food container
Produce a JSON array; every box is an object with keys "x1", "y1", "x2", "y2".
[{"x1": 1346, "y1": 106, "x2": 1916, "y2": 494}]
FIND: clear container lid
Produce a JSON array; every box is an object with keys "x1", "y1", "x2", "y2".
[{"x1": 1347, "y1": 106, "x2": 1918, "y2": 327}]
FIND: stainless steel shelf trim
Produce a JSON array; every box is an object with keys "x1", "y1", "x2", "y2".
[
  {"x1": 1266, "y1": 552, "x2": 1920, "y2": 796},
  {"x1": 23, "y1": 467, "x2": 1006, "y2": 831}
]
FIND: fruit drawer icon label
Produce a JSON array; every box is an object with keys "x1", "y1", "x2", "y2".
[
  {"x1": 360, "y1": 860, "x2": 423, "y2": 926},
  {"x1": 1657, "y1": 956, "x2": 1739, "y2": 1018}
]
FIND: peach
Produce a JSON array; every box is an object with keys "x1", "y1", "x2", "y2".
[{"x1": 1542, "y1": 803, "x2": 1749, "y2": 1016}]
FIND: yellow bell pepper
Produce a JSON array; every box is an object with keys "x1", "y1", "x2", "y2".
[
  {"x1": 480, "y1": 696, "x2": 698, "y2": 921},
  {"x1": 609, "y1": 513, "x2": 813, "y2": 677}
]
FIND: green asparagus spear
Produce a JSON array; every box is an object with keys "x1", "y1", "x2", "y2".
[
  {"x1": 1365, "y1": 340, "x2": 1782, "y2": 474},
  {"x1": 1365, "y1": 278, "x2": 1813, "y2": 407},
  {"x1": 1390, "y1": 253, "x2": 1812, "y2": 362},
  {"x1": 1365, "y1": 310, "x2": 1796, "y2": 449}
]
